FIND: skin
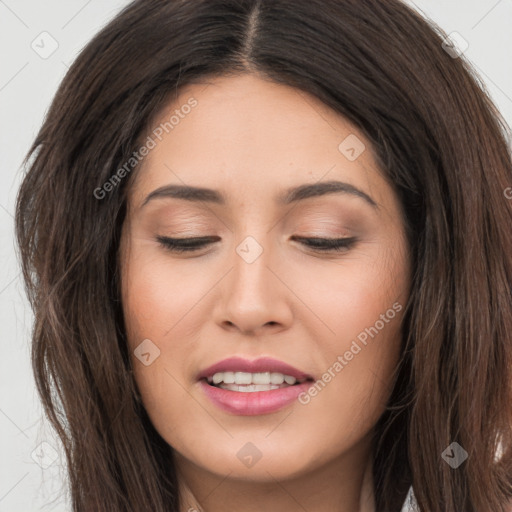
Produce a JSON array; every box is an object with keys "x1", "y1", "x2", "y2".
[{"x1": 120, "y1": 73, "x2": 411, "y2": 512}]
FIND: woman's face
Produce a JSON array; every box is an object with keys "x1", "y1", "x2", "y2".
[{"x1": 120, "y1": 74, "x2": 410, "y2": 485}]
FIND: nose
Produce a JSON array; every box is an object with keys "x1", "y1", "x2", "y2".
[{"x1": 214, "y1": 237, "x2": 293, "y2": 336}]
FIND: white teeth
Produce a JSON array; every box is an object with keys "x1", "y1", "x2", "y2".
[
  {"x1": 234, "y1": 371, "x2": 252, "y2": 384},
  {"x1": 219, "y1": 384, "x2": 282, "y2": 392},
  {"x1": 270, "y1": 372, "x2": 284, "y2": 385},
  {"x1": 222, "y1": 371, "x2": 235, "y2": 384},
  {"x1": 208, "y1": 371, "x2": 299, "y2": 386},
  {"x1": 252, "y1": 372, "x2": 270, "y2": 384},
  {"x1": 284, "y1": 375, "x2": 297, "y2": 385}
]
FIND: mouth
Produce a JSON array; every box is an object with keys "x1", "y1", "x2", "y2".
[{"x1": 197, "y1": 357, "x2": 315, "y2": 415}]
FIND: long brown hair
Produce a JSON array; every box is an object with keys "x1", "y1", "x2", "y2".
[{"x1": 15, "y1": 0, "x2": 512, "y2": 510}]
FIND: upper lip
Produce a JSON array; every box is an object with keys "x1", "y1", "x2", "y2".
[{"x1": 197, "y1": 357, "x2": 314, "y2": 381}]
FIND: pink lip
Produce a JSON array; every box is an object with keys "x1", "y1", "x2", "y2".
[
  {"x1": 199, "y1": 380, "x2": 313, "y2": 415},
  {"x1": 197, "y1": 356, "x2": 313, "y2": 381},
  {"x1": 197, "y1": 356, "x2": 314, "y2": 416}
]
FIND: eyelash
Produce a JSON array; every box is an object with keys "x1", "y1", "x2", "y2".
[{"x1": 156, "y1": 235, "x2": 357, "y2": 253}]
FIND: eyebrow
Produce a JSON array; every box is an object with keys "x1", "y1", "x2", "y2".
[{"x1": 141, "y1": 180, "x2": 378, "y2": 209}]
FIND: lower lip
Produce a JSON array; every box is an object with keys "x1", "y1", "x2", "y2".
[{"x1": 199, "y1": 379, "x2": 313, "y2": 415}]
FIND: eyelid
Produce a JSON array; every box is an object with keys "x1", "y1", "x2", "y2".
[
  {"x1": 290, "y1": 235, "x2": 357, "y2": 252},
  {"x1": 156, "y1": 235, "x2": 219, "y2": 251}
]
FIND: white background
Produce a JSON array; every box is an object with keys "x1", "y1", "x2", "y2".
[{"x1": 1, "y1": 1, "x2": 511, "y2": 511}]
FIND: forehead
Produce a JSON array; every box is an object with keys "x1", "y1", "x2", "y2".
[{"x1": 128, "y1": 74, "x2": 390, "y2": 211}]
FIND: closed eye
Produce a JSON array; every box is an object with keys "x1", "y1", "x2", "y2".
[
  {"x1": 156, "y1": 235, "x2": 218, "y2": 253},
  {"x1": 290, "y1": 236, "x2": 357, "y2": 252},
  {"x1": 156, "y1": 235, "x2": 357, "y2": 253}
]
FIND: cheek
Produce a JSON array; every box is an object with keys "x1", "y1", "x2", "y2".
[
  {"x1": 121, "y1": 246, "x2": 215, "y2": 429},
  {"x1": 303, "y1": 240, "x2": 408, "y2": 350},
  {"x1": 122, "y1": 267, "x2": 199, "y2": 449},
  {"x1": 291, "y1": 242, "x2": 407, "y2": 428},
  {"x1": 122, "y1": 248, "x2": 199, "y2": 404},
  {"x1": 122, "y1": 246, "x2": 207, "y2": 340}
]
